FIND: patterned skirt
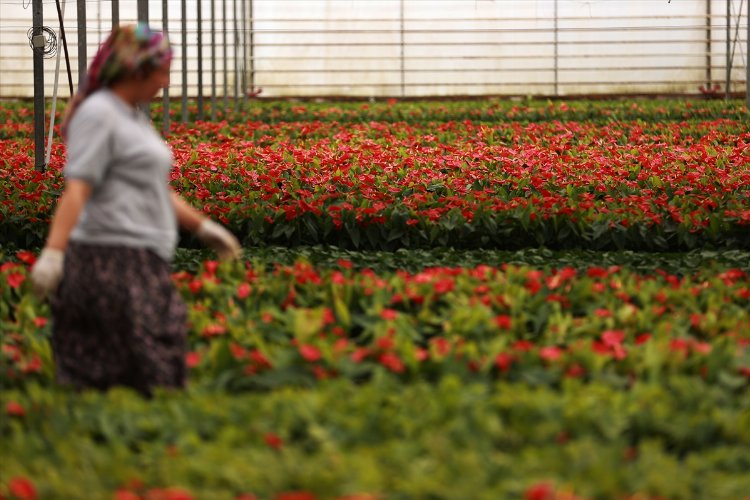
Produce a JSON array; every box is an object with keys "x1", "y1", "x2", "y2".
[{"x1": 51, "y1": 243, "x2": 187, "y2": 396}]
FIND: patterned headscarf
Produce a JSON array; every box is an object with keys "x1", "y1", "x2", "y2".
[{"x1": 62, "y1": 23, "x2": 172, "y2": 137}]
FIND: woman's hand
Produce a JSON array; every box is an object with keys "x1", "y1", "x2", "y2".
[
  {"x1": 196, "y1": 219, "x2": 242, "y2": 260},
  {"x1": 30, "y1": 248, "x2": 65, "y2": 298}
]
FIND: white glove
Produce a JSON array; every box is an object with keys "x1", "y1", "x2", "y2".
[
  {"x1": 196, "y1": 219, "x2": 242, "y2": 260},
  {"x1": 30, "y1": 248, "x2": 65, "y2": 298}
]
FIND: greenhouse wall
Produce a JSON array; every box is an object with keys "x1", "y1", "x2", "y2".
[{"x1": 0, "y1": 0, "x2": 747, "y2": 99}]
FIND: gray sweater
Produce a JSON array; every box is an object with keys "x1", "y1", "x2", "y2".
[{"x1": 65, "y1": 89, "x2": 178, "y2": 261}]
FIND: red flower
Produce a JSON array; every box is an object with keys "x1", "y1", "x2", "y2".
[
  {"x1": 5, "y1": 401, "x2": 25, "y2": 417},
  {"x1": 7, "y1": 272, "x2": 25, "y2": 289},
  {"x1": 513, "y1": 340, "x2": 535, "y2": 351},
  {"x1": 635, "y1": 333, "x2": 652, "y2": 345},
  {"x1": 114, "y1": 490, "x2": 141, "y2": 500},
  {"x1": 299, "y1": 344, "x2": 322, "y2": 362},
  {"x1": 201, "y1": 324, "x2": 226, "y2": 337},
  {"x1": 525, "y1": 481, "x2": 555, "y2": 500},
  {"x1": 433, "y1": 278, "x2": 454, "y2": 294},
  {"x1": 276, "y1": 492, "x2": 316, "y2": 500},
  {"x1": 565, "y1": 363, "x2": 585, "y2": 378},
  {"x1": 495, "y1": 352, "x2": 514, "y2": 373},
  {"x1": 186, "y1": 351, "x2": 201, "y2": 369},
  {"x1": 601, "y1": 330, "x2": 625, "y2": 346},
  {"x1": 336, "y1": 259, "x2": 353, "y2": 269},
  {"x1": 380, "y1": 308, "x2": 398, "y2": 321},
  {"x1": 237, "y1": 282, "x2": 251, "y2": 299},
  {"x1": 204, "y1": 260, "x2": 219, "y2": 275},
  {"x1": 379, "y1": 352, "x2": 405, "y2": 373},
  {"x1": 8, "y1": 476, "x2": 37, "y2": 500},
  {"x1": 539, "y1": 346, "x2": 563, "y2": 362},
  {"x1": 594, "y1": 308, "x2": 612, "y2": 318},
  {"x1": 351, "y1": 348, "x2": 370, "y2": 363},
  {"x1": 494, "y1": 314, "x2": 512, "y2": 330},
  {"x1": 264, "y1": 432, "x2": 284, "y2": 449},
  {"x1": 15, "y1": 251, "x2": 37, "y2": 266},
  {"x1": 32, "y1": 317, "x2": 47, "y2": 328},
  {"x1": 188, "y1": 280, "x2": 203, "y2": 294}
]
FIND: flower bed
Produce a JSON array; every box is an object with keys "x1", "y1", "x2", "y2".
[
  {"x1": 2, "y1": 101, "x2": 749, "y2": 251},
  {"x1": 2, "y1": 98, "x2": 750, "y2": 499}
]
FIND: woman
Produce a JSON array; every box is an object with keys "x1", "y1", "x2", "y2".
[{"x1": 30, "y1": 23, "x2": 241, "y2": 395}]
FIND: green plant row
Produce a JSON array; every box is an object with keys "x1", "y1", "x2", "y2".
[
  {"x1": 169, "y1": 246, "x2": 750, "y2": 276},
  {"x1": 4, "y1": 255, "x2": 749, "y2": 392},
  {"x1": 1, "y1": 97, "x2": 747, "y2": 133},
  {"x1": 3, "y1": 375, "x2": 750, "y2": 499}
]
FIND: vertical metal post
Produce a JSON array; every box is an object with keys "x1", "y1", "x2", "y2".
[
  {"x1": 726, "y1": 0, "x2": 731, "y2": 98},
  {"x1": 554, "y1": 0, "x2": 559, "y2": 96},
  {"x1": 706, "y1": 0, "x2": 712, "y2": 87},
  {"x1": 77, "y1": 0, "x2": 87, "y2": 87},
  {"x1": 241, "y1": 0, "x2": 248, "y2": 107},
  {"x1": 400, "y1": 0, "x2": 405, "y2": 97},
  {"x1": 746, "y1": 0, "x2": 749, "y2": 108},
  {"x1": 249, "y1": 0, "x2": 255, "y2": 97},
  {"x1": 112, "y1": 0, "x2": 119, "y2": 29},
  {"x1": 137, "y1": 0, "x2": 148, "y2": 24},
  {"x1": 181, "y1": 0, "x2": 188, "y2": 123},
  {"x1": 223, "y1": 0, "x2": 229, "y2": 110},
  {"x1": 163, "y1": 0, "x2": 170, "y2": 135},
  {"x1": 138, "y1": 0, "x2": 149, "y2": 116},
  {"x1": 211, "y1": 0, "x2": 217, "y2": 121},
  {"x1": 33, "y1": 0, "x2": 45, "y2": 171},
  {"x1": 197, "y1": 0, "x2": 205, "y2": 120},
  {"x1": 234, "y1": 0, "x2": 240, "y2": 111}
]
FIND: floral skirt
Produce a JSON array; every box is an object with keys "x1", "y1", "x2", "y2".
[{"x1": 51, "y1": 243, "x2": 187, "y2": 395}]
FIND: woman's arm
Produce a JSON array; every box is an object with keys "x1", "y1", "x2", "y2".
[
  {"x1": 30, "y1": 179, "x2": 92, "y2": 297},
  {"x1": 170, "y1": 189, "x2": 206, "y2": 232},
  {"x1": 171, "y1": 189, "x2": 241, "y2": 259},
  {"x1": 45, "y1": 179, "x2": 93, "y2": 250}
]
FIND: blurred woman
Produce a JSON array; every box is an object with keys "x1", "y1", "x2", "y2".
[{"x1": 30, "y1": 23, "x2": 241, "y2": 396}]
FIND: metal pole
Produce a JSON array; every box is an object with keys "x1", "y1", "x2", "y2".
[
  {"x1": 77, "y1": 0, "x2": 87, "y2": 87},
  {"x1": 241, "y1": 0, "x2": 248, "y2": 107},
  {"x1": 706, "y1": 0, "x2": 712, "y2": 87},
  {"x1": 163, "y1": 0, "x2": 170, "y2": 135},
  {"x1": 554, "y1": 0, "x2": 559, "y2": 96},
  {"x1": 727, "y1": 0, "x2": 731, "y2": 98},
  {"x1": 33, "y1": 0, "x2": 45, "y2": 171},
  {"x1": 55, "y1": 0, "x2": 74, "y2": 96},
  {"x1": 197, "y1": 0, "x2": 205, "y2": 120},
  {"x1": 211, "y1": 0, "x2": 217, "y2": 121},
  {"x1": 181, "y1": 0, "x2": 188, "y2": 123},
  {"x1": 112, "y1": 0, "x2": 119, "y2": 28},
  {"x1": 137, "y1": 0, "x2": 148, "y2": 24},
  {"x1": 223, "y1": 0, "x2": 229, "y2": 110},
  {"x1": 47, "y1": 0, "x2": 67, "y2": 167},
  {"x1": 746, "y1": 0, "x2": 749, "y2": 108},
  {"x1": 249, "y1": 0, "x2": 255, "y2": 97},
  {"x1": 234, "y1": 0, "x2": 240, "y2": 112},
  {"x1": 400, "y1": 0, "x2": 405, "y2": 97}
]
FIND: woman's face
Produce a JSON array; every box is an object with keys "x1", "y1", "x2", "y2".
[{"x1": 138, "y1": 61, "x2": 171, "y2": 100}]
